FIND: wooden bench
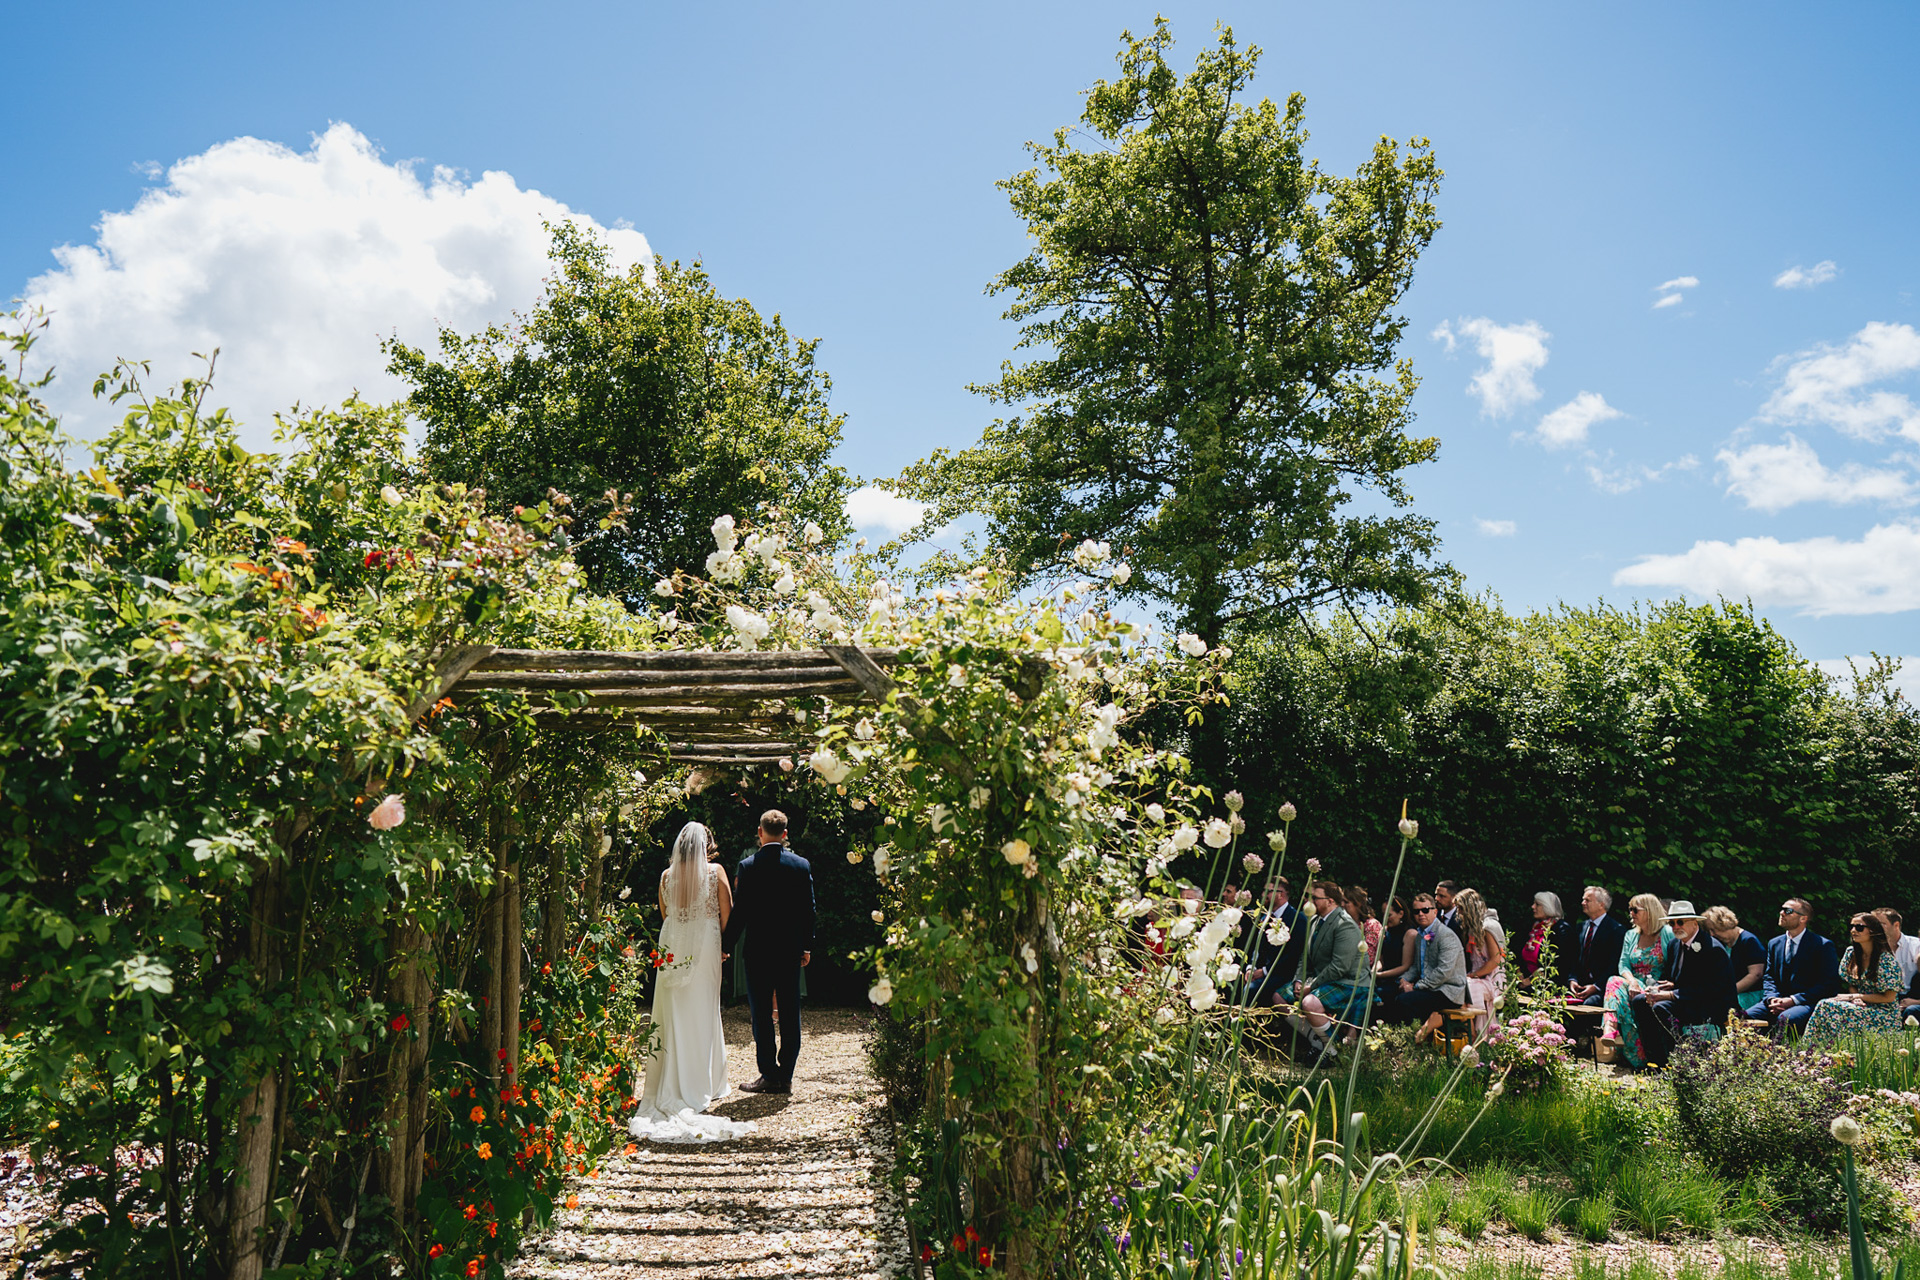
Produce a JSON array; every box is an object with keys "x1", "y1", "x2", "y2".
[{"x1": 1440, "y1": 1006, "x2": 1479, "y2": 1058}]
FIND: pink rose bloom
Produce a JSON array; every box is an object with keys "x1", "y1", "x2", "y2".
[{"x1": 368, "y1": 794, "x2": 406, "y2": 831}]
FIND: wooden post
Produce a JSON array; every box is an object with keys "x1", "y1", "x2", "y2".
[
  {"x1": 583, "y1": 818, "x2": 606, "y2": 930},
  {"x1": 542, "y1": 837, "x2": 567, "y2": 974},
  {"x1": 502, "y1": 856, "x2": 523, "y2": 1081},
  {"x1": 480, "y1": 839, "x2": 507, "y2": 1097},
  {"x1": 228, "y1": 867, "x2": 283, "y2": 1280}
]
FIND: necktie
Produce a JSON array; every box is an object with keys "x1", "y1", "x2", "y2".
[
  {"x1": 1787, "y1": 936, "x2": 1798, "y2": 967},
  {"x1": 1583, "y1": 920, "x2": 1595, "y2": 953}
]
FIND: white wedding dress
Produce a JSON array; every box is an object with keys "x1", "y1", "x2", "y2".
[{"x1": 628, "y1": 861, "x2": 756, "y2": 1143}]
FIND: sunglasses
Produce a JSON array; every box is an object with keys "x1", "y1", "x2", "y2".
[{"x1": 1414, "y1": 906, "x2": 1436, "y2": 915}]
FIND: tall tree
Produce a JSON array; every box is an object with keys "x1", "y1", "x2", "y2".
[
  {"x1": 388, "y1": 223, "x2": 854, "y2": 605},
  {"x1": 895, "y1": 21, "x2": 1451, "y2": 648}
]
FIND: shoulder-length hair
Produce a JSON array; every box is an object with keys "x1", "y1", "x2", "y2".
[
  {"x1": 1848, "y1": 913, "x2": 1889, "y2": 980},
  {"x1": 1629, "y1": 893, "x2": 1666, "y2": 934}
]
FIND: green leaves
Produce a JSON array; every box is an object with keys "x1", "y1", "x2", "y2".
[{"x1": 896, "y1": 21, "x2": 1450, "y2": 649}]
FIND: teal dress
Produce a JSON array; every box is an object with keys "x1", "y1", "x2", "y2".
[
  {"x1": 1603, "y1": 926, "x2": 1675, "y2": 1068},
  {"x1": 1803, "y1": 950, "x2": 1901, "y2": 1045}
]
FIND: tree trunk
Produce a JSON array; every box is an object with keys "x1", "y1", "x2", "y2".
[
  {"x1": 543, "y1": 837, "x2": 568, "y2": 974},
  {"x1": 583, "y1": 818, "x2": 606, "y2": 930},
  {"x1": 502, "y1": 855, "x2": 523, "y2": 1081},
  {"x1": 228, "y1": 867, "x2": 283, "y2": 1280},
  {"x1": 480, "y1": 841, "x2": 507, "y2": 1098}
]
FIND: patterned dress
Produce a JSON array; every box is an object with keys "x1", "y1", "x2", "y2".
[
  {"x1": 1803, "y1": 949, "x2": 1902, "y2": 1045},
  {"x1": 1603, "y1": 926, "x2": 1675, "y2": 1068}
]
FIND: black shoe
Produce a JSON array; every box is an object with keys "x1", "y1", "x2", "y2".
[{"x1": 739, "y1": 1076, "x2": 774, "y2": 1093}]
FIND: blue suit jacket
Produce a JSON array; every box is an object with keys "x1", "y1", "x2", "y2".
[
  {"x1": 721, "y1": 843, "x2": 815, "y2": 972},
  {"x1": 1570, "y1": 914, "x2": 1628, "y2": 989},
  {"x1": 1761, "y1": 930, "x2": 1841, "y2": 1006}
]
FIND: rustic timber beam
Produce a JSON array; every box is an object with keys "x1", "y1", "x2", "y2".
[
  {"x1": 409, "y1": 644, "x2": 498, "y2": 722},
  {"x1": 474, "y1": 647, "x2": 900, "y2": 673},
  {"x1": 460, "y1": 667, "x2": 863, "y2": 691}
]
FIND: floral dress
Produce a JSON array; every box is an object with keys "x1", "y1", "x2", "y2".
[
  {"x1": 1803, "y1": 949, "x2": 1902, "y2": 1045},
  {"x1": 1602, "y1": 926, "x2": 1674, "y2": 1068}
]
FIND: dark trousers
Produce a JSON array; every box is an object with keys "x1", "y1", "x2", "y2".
[
  {"x1": 1379, "y1": 986, "x2": 1452, "y2": 1025},
  {"x1": 1627, "y1": 995, "x2": 1676, "y2": 1067},
  {"x1": 1763, "y1": 998, "x2": 1816, "y2": 1038},
  {"x1": 746, "y1": 962, "x2": 802, "y2": 1085}
]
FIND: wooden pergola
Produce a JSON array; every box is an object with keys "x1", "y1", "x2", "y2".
[{"x1": 423, "y1": 643, "x2": 902, "y2": 765}]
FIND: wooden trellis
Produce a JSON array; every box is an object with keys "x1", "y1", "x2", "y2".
[{"x1": 428, "y1": 643, "x2": 902, "y2": 765}]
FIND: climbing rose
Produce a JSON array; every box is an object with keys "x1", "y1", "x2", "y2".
[
  {"x1": 368, "y1": 794, "x2": 405, "y2": 831},
  {"x1": 1001, "y1": 839, "x2": 1032, "y2": 867},
  {"x1": 380, "y1": 484, "x2": 403, "y2": 506},
  {"x1": 1144, "y1": 803, "x2": 1166, "y2": 824},
  {"x1": 1176, "y1": 633, "x2": 1207, "y2": 657},
  {"x1": 1169, "y1": 825, "x2": 1200, "y2": 851},
  {"x1": 804, "y1": 520, "x2": 824, "y2": 544},
  {"x1": 1202, "y1": 818, "x2": 1232, "y2": 849},
  {"x1": 868, "y1": 976, "x2": 894, "y2": 1006}
]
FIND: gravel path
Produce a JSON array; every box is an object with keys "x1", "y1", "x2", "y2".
[{"x1": 510, "y1": 1007, "x2": 908, "y2": 1279}]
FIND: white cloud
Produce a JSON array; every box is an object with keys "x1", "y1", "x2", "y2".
[
  {"x1": 1813, "y1": 656, "x2": 1920, "y2": 702},
  {"x1": 20, "y1": 122, "x2": 652, "y2": 443},
  {"x1": 1652, "y1": 275, "x2": 1699, "y2": 309},
  {"x1": 845, "y1": 485, "x2": 928, "y2": 535},
  {"x1": 1759, "y1": 321, "x2": 1920, "y2": 442},
  {"x1": 1584, "y1": 453, "x2": 1698, "y2": 495},
  {"x1": 1535, "y1": 391, "x2": 1624, "y2": 449},
  {"x1": 1474, "y1": 518, "x2": 1517, "y2": 537},
  {"x1": 1430, "y1": 317, "x2": 1549, "y2": 417},
  {"x1": 1774, "y1": 260, "x2": 1839, "y2": 290},
  {"x1": 1614, "y1": 520, "x2": 1920, "y2": 616},
  {"x1": 1717, "y1": 434, "x2": 1916, "y2": 512}
]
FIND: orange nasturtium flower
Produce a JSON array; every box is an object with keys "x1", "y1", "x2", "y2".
[
  {"x1": 470, "y1": 1105, "x2": 486, "y2": 1123},
  {"x1": 463, "y1": 1204, "x2": 479, "y2": 1220},
  {"x1": 475, "y1": 1142, "x2": 493, "y2": 1160},
  {"x1": 566, "y1": 1194, "x2": 579, "y2": 1209}
]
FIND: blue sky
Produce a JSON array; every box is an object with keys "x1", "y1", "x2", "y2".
[{"x1": 7, "y1": 2, "x2": 1918, "y2": 673}]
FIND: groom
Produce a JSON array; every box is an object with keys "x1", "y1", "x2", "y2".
[{"x1": 722, "y1": 809, "x2": 815, "y2": 1094}]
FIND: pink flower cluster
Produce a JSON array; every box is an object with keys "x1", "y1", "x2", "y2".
[{"x1": 1485, "y1": 1010, "x2": 1570, "y2": 1071}]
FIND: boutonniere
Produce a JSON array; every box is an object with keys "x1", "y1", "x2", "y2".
[{"x1": 1688, "y1": 939, "x2": 1702, "y2": 952}]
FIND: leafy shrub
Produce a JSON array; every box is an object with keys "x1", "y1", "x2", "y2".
[{"x1": 1670, "y1": 1026, "x2": 1847, "y2": 1180}]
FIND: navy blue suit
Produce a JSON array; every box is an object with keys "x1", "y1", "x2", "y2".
[
  {"x1": 1570, "y1": 913, "x2": 1628, "y2": 1004},
  {"x1": 1760, "y1": 929, "x2": 1841, "y2": 1036},
  {"x1": 722, "y1": 842, "x2": 816, "y2": 1086},
  {"x1": 1628, "y1": 934, "x2": 1737, "y2": 1067}
]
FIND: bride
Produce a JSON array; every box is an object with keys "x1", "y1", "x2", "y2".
[{"x1": 628, "y1": 822, "x2": 756, "y2": 1143}]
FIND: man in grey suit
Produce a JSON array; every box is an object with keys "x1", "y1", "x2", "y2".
[
  {"x1": 1283, "y1": 880, "x2": 1362, "y2": 1056},
  {"x1": 1379, "y1": 893, "x2": 1467, "y2": 1028}
]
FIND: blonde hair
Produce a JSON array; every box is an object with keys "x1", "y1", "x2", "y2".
[
  {"x1": 1629, "y1": 893, "x2": 1666, "y2": 933},
  {"x1": 1700, "y1": 905, "x2": 1739, "y2": 932},
  {"x1": 1454, "y1": 888, "x2": 1494, "y2": 952}
]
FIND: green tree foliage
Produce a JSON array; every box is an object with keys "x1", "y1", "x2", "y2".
[
  {"x1": 388, "y1": 223, "x2": 854, "y2": 605},
  {"x1": 0, "y1": 312, "x2": 667, "y2": 1278},
  {"x1": 1220, "y1": 600, "x2": 1920, "y2": 928},
  {"x1": 895, "y1": 21, "x2": 1451, "y2": 646}
]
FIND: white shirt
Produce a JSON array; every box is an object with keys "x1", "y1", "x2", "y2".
[{"x1": 1893, "y1": 933, "x2": 1920, "y2": 990}]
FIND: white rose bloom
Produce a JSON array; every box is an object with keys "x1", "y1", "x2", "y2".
[
  {"x1": 1181, "y1": 897, "x2": 1201, "y2": 916},
  {"x1": 1111, "y1": 563, "x2": 1132, "y2": 586},
  {"x1": 868, "y1": 977, "x2": 894, "y2": 1006},
  {"x1": 711, "y1": 514, "x2": 737, "y2": 551},
  {"x1": 1265, "y1": 924, "x2": 1291, "y2": 948},
  {"x1": 1001, "y1": 839, "x2": 1032, "y2": 866},
  {"x1": 1021, "y1": 942, "x2": 1039, "y2": 974},
  {"x1": 1145, "y1": 803, "x2": 1167, "y2": 824},
  {"x1": 1215, "y1": 962, "x2": 1242, "y2": 985},
  {"x1": 947, "y1": 663, "x2": 967, "y2": 687},
  {"x1": 1170, "y1": 916, "x2": 1197, "y2": 939},
  {"x1": 872, "y1": 847, "x2": 891, "y2": 878},
  {"x1": 804, "y1": 521, "x2": 825, "y2": 545},
  {"x1": 1219, "y1": 906, "x2": 1243, "y2": 929},
  {"x1": 968, "y1": 786, "x2": 992, "y2": 810},
  {"x1": 1170, "y1": 825, "x2": 1200, "y2": 851},
  {"x1": 367, "y1": 794, "x2": 406, "y2": 831},
  {"x1": 1086, "y1": 703, "x2": 1122, "y2": 756},
  {"x1": 872, "y1": 910, "x2": 885, "y2": 923},
  {"x1": 1176, "y1": 633, "x2": 1208, "y2": 657},
  {"x1": 854, "y1": 718, "x2": 876, "y2": 741},
  {"x1": 653, "y1": 578, "x2": 675, "y2": 597},
  {"x1": 774, "y1": 571, "x2": 796, "y2": 595},
  {"x1": 380, "y1": 484, "x2": 403, "y2": 506},
  {"x1": 725, "y1": 604, "x2": 771, "y2": 648},
  {"x1": 808, "y1": 748, "x2": 852, "y2": 785},
  {"x1": 1203, "y1": 818, "x2": 1232, "y2": 849},
  {"x1": 1154, "y1": 1006, "x2": 1178, "y2": 1027}
]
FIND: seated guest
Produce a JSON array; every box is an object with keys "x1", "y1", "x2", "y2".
[
  {"x1": 1760, "y1": 897, "x2": 1842, "y2": 1037},
  {"x1": 1284, "y1": 880, "x2": 1364, "y2": 1055},
  {"x1": 1518, "y1": 892, "x2": 1577, "y2": 989},
  {"x1": 1603, "y1": 894, "x2": 1675, "y2": 1069},
  {"x1": 1244, "y1": 879, "x2": 1298, "y2": 1005},
  {"x1": 1452, "y1": 889, "x2": 1506, "y2": 1037},
  {"x1": 1874, "y1": 908, "x2": 1919, "y2": 992},
  {"x1": 1568, "y1": 886, "x2": 1627, "y2": 1006},
  {"x1": 1346, "y1": 885, "x2": 1382, "y2": 970},
  {"x1": 1434, "y1": 880, "x2": 1460, "y2": 926},
  {"x1": 1701, "y1": 906, "x2": 1767, "y2": 1013},
  {"x1": 1627, "y1": 900, "x2": 1735, "y2": 1067},
  {"x1": 1376, "y1": 896, "x2": 1416, "y2": 985},
  {"x1": 1902, "y1": 961, "x2": 1920, "y2": 1020},
  {"x1": 1379, "y1": 894, "x2": 1468, "y2": 1040},
  {"x1": 1804, "y1": 912, "x2": 1903, "y2": 1045}
]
